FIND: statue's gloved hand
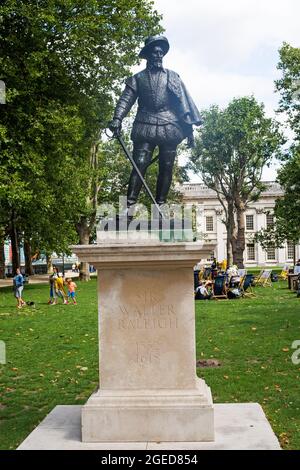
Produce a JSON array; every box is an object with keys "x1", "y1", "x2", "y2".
[
  {"x1": 186, "y1": 135, "x2": 195, "y2": 148},
  {"x1": 109, "y1": 118, "x2": 122, "y2": 136}
]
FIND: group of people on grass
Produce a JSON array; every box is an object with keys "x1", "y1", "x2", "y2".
[
  {"x1": 194, "y1": 260, "x2": 245, "y2": 301},
  {"x1": 12, "y1": 266, "x2": 77, "y2": 309},
  {"x1": 48, "y1": 266, "x2": 77, "y2": 305}
]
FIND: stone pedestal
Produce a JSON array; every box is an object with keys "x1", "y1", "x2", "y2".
[{"x1": 72, "y1": 242, "x2": 215, "y2": 442}]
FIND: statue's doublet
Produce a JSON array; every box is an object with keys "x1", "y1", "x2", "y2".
[
  {"x1": 114, "y1": 68, "x2": 202, "y2": 145},
  {"x1": 126, "y1": 69, "x2": 179, "y2": 125}
]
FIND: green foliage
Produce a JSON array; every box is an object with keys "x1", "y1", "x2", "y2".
[
  {"x1": 255, "y1": 149, "x2": 300, "y2": 248},
  {"x1": 276, "y1": 43, "x2": 300, "y2": 138},
  {"x1": 255, "y1": 44, "x2": 300, "y2": 250},
  {"x1": 190, "y1": 97, "x2": 282, "y2": 203},
  {"x1": 0, "y1": 0, "x2": 162, "y2": 254},
  {"x1": 189, "y1": 97, "x2": 283, "y2": 265}
]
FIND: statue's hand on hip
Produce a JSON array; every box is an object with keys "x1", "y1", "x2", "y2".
[{"x1": 109, "y1": 118, "x2": 122, "y2": 137}]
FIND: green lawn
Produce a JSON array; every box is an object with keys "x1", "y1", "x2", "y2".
[{"x1": 0, "y1": 278, "x2": 299, "y2": 449}]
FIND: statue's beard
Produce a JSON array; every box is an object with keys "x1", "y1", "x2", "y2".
[{"x1": 147, "y1": 59, "x2": 163, "y2": 70}]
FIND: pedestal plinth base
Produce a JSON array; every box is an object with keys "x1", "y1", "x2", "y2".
[{"x1": 82, "y1": 379, "x2": 214, "y2": 442}]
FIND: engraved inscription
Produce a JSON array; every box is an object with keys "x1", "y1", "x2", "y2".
[
  {"x1": 118, "y1": 316, "x2": 178, "y2": 330},
  {"x1": 117, "y1": 289, "x2": 178, "y2": 330},
  {"x1": 136, "y1": 342, "x2": 160, "y2": 365}
]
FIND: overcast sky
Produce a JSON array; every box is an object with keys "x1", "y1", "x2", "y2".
[{"x1": 136, "y1": 0, "x2": 300, "y2": 181}]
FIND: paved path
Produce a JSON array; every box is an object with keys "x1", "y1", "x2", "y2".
[{"x1": 0, "y1": 271, "x2": 97, "y2": 288}]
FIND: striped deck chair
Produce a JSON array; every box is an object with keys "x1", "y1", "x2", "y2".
[
  {"x1": 212, "y1": 275, "x2": 228, "y2": 300},
  {"x1": 241, "y1": 274, "x2": 256, "y2": 297},
  {"x1": 238, "y1": 269, "x2": 247, "y2": 277},
  {"x1": 253, "y1": 269, "x2": 264, "y2": 286},
  {"x1": 256, "y1": 269, "x2": 272, "y2": 287},
  {"x1": 279, "y1": 264, "x2": 289, "y2": 280}
]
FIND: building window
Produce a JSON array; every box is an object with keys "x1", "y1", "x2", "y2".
[
  {"x1": 247, "y1": 244, "x2": 255, "y2": 261},
  {"x1": 266, "y1": 213, "x2": 274, "y2": 228},
  {"x1": 205, "y1": 216, "x2": 214, "y2": 232},
  {"x1": 246, "y1": 214, "x2": 254, "y2": 231},
  {"x1": 266, "y1": 245, "x2": 276, "y2": 261},
  {"x1": 287, "y1": 242, "x2": 294, "y2": 260}
]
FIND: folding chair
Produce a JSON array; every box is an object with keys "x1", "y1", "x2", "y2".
[
  {"x1": 256, "y1": 269, "x2": 272, "y2": 287},
  {"x1": 198, "y1": 269, "x2": 204, "y2": 283},
  {"x1": 279, "y1": 264, "x2": 289, "y2": 281},
  {"x1": 238, "y1": 269, "x2": 247, "y2": 277},
  {"x1": 212, "y1": 275, "x2": 228, "y2": 300},
  {"x1": 253, "y1": 269, "x2": 263, "y2": 284},
  {"x1": 241, "y1": 274, "x2": 256, "y2": 297}
]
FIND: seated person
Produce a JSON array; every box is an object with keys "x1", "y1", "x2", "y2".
[
  {"x1": 294, "y1": 260, "x2": 300, "y2": 275},
  {"x1": 229, "y1": 275, "x2": 241, "y2": 288},
  {"x1": 211, "y1": 257, "x2": 217, "y2": 270},
  {"x1": 195, "y1": 282, "x2": 212, "y2": 300}
]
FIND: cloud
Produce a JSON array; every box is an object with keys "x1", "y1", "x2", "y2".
[
  {"x1": 151, "y1": 0, "x2": 300, "y2": 181},
  {"x1": 152, "y1": 0, "x2": 300, "y2": 114},
  {"x1": 132, "y1": 1, "x2": 299, "y2": 181}
]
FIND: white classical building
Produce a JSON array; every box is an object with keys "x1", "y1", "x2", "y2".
[{"x1": 181, "y1": 181, "x2": 299, "y2": 267}]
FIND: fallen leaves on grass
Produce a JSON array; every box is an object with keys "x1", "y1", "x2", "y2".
[{"x1": 279, "y1": 432, "x2": 290, "y2": 446}]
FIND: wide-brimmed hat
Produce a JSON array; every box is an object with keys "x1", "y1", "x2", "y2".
[{"x1": 139, "y1": 35, "x2": 169, "y2": 59}]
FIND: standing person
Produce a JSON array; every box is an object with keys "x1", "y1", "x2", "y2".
[
  {"x1": 55, "y1": 273, "x2": 68, "y2": 304},
  {"x1": 13, "y1": 268, "x2": 25, "y2": 309},
  {"x1": 48, "y1": 266, "x2": 58, "y2": 305},
  {"x1": 66, "y1": 278, "x2": 77, "y2": 305},
  {"x1": 211, "y1": 257, "x2": 218, "y2": 279}
]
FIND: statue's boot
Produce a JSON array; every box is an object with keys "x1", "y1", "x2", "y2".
[
  {"x1": 127, "y1": 145, "x2": 153, "y2": 207},
  {"x1": 155, "y1": 149, "x2": 176, "y2": 205}
]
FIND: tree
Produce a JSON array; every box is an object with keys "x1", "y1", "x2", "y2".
[
  {"x1": 0, "y1": 0, "x2": 162, "y2": 277},
  {"x1": 254, "y1": 149, "x2": 300, "y2": 263},
  {"x1": 190, "y1": 97, "x2": 282, "y2": 267},
  {"x1": 189, "y1": 105, "x2": 236, "y2": 266},
  {"x1": 255, "y1": 43, "x2": 300, "y2": 259},
  {"x1": 276, "y1": 43, "x2": 300, "y2": 137}
]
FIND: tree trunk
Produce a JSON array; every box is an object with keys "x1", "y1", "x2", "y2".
[
  {"x1": 77, "y1": 216, "x2": 91, "y2": 281},
  {"x1": 46, "y1": 254, "x2": 53, "y2": 274},
  {"x1": 24, "y1": 239, "x2": 34, "y2": 276},
  {"x1": 226, "y1": 232, "x2": 232, "y2": 268},
  {"x1": 0, "y1": 238, "x2": 5, "y2": 279},
  {"x1": 10, "y1": 218, "x2": 20, "y2": 274},
  {"x1": 234, "y1": 204, "x2": 246, "y2": 268},
  {"x1": 75, "y1": 141, "x2": 100, "y2": 281},
  {"x1": 226, "y1": 201, "x2": 235, "y2": 268}
]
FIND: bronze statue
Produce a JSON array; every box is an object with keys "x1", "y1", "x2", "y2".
[{"x1": 109, "y1": 35, "x2": 202, "y2": 208}]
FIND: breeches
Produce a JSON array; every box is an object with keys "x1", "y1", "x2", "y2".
[{"x1": 127, "y1": 141, "x2": 177, "y2": 206}]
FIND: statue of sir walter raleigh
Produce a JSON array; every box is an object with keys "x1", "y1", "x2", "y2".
[{"x1": 109, "y1": 35, "x2": 202, "y2": 209}]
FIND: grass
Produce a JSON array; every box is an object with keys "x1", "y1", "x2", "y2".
[
  {"x1": 195, "y1": 281, "x2": 300, "y2": 450},
  {"x1": 0, "y1": 278, "x2": 299, "y2": 449}
]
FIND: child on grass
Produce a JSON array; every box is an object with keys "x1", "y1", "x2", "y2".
[
  {"x1": 54, "y1": 273, "x2": 68, "y2": 304},
  {"x1": 66, "y1": 278, "x2": 77, "y2": 304}
]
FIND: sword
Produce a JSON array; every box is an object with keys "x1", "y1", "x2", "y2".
[{"x1": 106, "y1": 129, "x2": 165, "y2": 220}]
